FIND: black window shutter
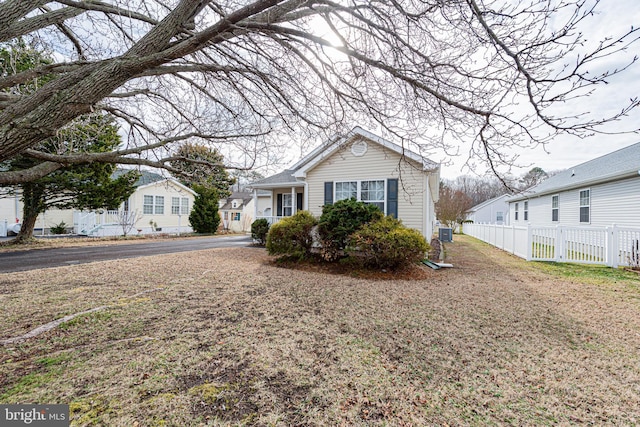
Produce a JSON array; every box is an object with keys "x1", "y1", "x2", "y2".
[
  {"x1": 324, "y1": 182, "x2": 333, "y2": 205},
  {"x1": 387, "y1": 179, "x2": 398, "y2": 217},
  {"x1": 296, "y1": 193, "x2": 303, "y2": 211},
  {"x1": 276, "y1": 194, "x2": 283, "y2": 216}
]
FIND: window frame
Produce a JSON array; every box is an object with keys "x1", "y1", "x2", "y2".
[
  {"x1": 579, "y1": 188, "x2": 590, "y2": 223},
  {"x1": 551, "y1": 195, "x2": 559, "y2": 222},
  {"x1": 154, "y1": 196, "x2": 164, "y2": 215},
  {"x1": 514, "y1": 202, "x2": 519, "y2": 221},
  {"x1": 335, "y1": 181, "x2": 357, "y2": 202},
  {"x1": 143, "y1": 195, "x2": 154, "y2": 215},
  {"x1": 171, "y1": 197, "x2": 181, "y2": 215},
  {"x1": 496, "y1": 211, "x2": 504, "y2": 223},
  {"x1": 282, "y1": 193, "x2": 293, "y2": 217},
  {"x1": 334, "y1": 179, "x2": 386, "y2": 213},
  {"x1": 524, "y1": 201, "x2": 529, "y2": 221}
]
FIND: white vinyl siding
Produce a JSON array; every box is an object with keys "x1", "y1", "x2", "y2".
[
  {"x1": 508, "y1": 176, "x2": 640, "y2": 228},
  {"x1": 305, "y1": 141, "x2": 427, "y2": 235}
]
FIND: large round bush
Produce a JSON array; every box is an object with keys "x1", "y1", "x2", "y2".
[
  {"x1": 347, "y1": 216, "x2": 430, "y2": 269},
  {"x1": 266, "y1": 211, "x2": 318, "y2": 259},
  {"x1": 317, "y1": 198, "x2": 383, "y2": 261}
]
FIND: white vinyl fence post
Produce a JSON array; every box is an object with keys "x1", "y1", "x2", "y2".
[
  {"x1": 526, "y1": 224, "x2": 532, "y2": 261},
  {"x1": 610, "y1": 224, "x2": 618, "y2": 268}
]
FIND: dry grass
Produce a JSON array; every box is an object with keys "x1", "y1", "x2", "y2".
[{"x1": 1, "y1": 235, "x2": 639, "y2": 426}]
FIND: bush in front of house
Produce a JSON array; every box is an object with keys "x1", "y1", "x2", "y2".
[
  {"x1": 251, "y1": 218, "x2": 270, "y2": 246},
  {"x1": 49, "y1": 221, "x2": 67, "y2": 234},
  {"x1": 346, "y1": 216, "x2": 430, "y2": 269},
  {"x1": 266, "y1": 211, "x2": 318, "y2": 259},
  {"x1": 317, "y1": 198, "x2": 383, "y2": 261},
  {"x1": 189, "y1": 184, "x2": 221, "y2": 234}
]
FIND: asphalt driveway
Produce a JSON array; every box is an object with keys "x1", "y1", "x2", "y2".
[{"x1": 0, "y1": 235, "x2": 252, "y2": 273}]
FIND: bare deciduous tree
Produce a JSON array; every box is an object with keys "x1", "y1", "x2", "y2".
[{"x1": 1, "y1": 0, "x2": 638, "y2": 185}]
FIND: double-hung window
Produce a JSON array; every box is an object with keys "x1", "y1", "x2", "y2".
[
  {"x1": 514, "y1": 203, "x2": 519, "y2": 221},
  {"x1": 144, "y1": 195, "x2": 164, "y2": 214},
  {"x1": 496, "y1": 211, "x2": 504, "y2": 223},
  {"x1": 360, "y1": 180, "x2": 385, "y2": 211},
  {"x1": 335, "y1": 181, "x2": 357, "y2": 201},
  {"x1": 579, "y1": 189, "x2": 590, "y2": 223},
  {"x1": 143, "y1": 195, "x2": 154, "y2": 214},
  {"x1": 172, "y1": 197, "x2": 189, "y2": 215},
  {"x1": 335, "y1": 180, "x2": 385, "y2": 211},
  {"x1": 524, "y1": 201, "x2": 529, "y2": 221},
  {"x1": 282, "y1": 194, "x2": 293, "y2": 217},
  {"x1": 551, "y1": 195, "x2": 559, "y2": 222}
]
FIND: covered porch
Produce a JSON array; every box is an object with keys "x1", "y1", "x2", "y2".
[{"x1": 250, "y1": 170, "x2": 307, "y2": 225}]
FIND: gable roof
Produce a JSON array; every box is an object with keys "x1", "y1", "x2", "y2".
[
  {"x1": 468, "y1": 194, "x2": 511, "y2": 213},
  {"x1": 250, "y1": 127, "x2": 439, "y2": 189},
  {"x1": 509, "y1": 142, "x2": 640, "y2": 202},
  {"x1": 113, "y1": 169, "x2": 164, "y2": 187}
]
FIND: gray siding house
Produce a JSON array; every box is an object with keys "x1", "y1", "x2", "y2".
[
  {"x1": 508, "y1": 142, "x2": 640, "y2": 228},
  {"x1": 249, "y1": 127, "x2": 441, "y2": 238},
  {"x1": 467, "y1": 194, "x2": 511, "y2": 225}
]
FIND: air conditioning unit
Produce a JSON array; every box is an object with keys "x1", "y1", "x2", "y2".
[{"x1": 439, "y1": 227, "x2": 453, "y2": 243}]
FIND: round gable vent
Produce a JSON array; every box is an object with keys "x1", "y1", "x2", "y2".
[{"x1": 351, "y1": 140, "x2": 368, "y2": 157}]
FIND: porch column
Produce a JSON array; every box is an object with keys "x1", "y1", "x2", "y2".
[
  {"x1": 252, "y1": 189, "x2": 258, "y2": 220},
  {"x1": 291, "y1": 187, "x2": 297, "y2": 215}
]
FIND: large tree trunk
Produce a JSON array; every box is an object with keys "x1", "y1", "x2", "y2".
[{"x1": 13, "y1": 182, "x2": 45, "y2": 243}]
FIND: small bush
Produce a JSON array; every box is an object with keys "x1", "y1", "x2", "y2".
[
  {"x1": 266, "y1": 211, "x2": 318, "y2": 259},
  {"x1": 50, "y1": 221, "x2": 67, "y2": 235},
  {"x1": 317, "y1": 198, "x2": 383, "y2": 261},
  {"x1": 251, "y1": 218, "x2": 270, "y2": 246},
  {"x1": 347, "y1": 216, "x2": 430, "y2": 270}
]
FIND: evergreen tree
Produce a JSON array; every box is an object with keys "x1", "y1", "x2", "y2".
[
  {"x1": 170, "y1": 143, "x2": 234, "y2": 198},
  {"x1": 188, "y1": 184, "x2": 221, "y2": 234},
  {"x1": 7, "y1": 114, "x2": 139, "y2": 242}
]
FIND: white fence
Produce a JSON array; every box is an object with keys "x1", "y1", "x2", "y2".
[{"x1": 464, "y1": 223, "x2": 640, "y2": 268}]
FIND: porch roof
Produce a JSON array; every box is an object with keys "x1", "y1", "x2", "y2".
[{"x1": 249, "y1": 169, "x2": 304, "y2": 189}]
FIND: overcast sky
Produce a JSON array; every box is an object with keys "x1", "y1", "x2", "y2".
[{"x1": 436, "y1": 0, "x2": 640, "y2": 180}]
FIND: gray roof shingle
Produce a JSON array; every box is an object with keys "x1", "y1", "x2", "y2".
[{"x1": 509, "y1": 142, "x2": 640, "y2": 201}]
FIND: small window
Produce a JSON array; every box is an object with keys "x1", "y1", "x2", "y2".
[
  {"x1": 143, "y1": 195, "x2": 154, "y2": 215},
  {"x1": 579, "y1": 189, "x2": 590, "y2": 223},
  {"x1": 224, "y1": 211, "x2": 228, "y2": 220},
  {"x1": 514, "y1": 203, "x2": 519, "y2": 221},
  {"x1": 233, "y1": 212, "x2": 241, "y2": 221},
  {"x1": 154, "y1": 196, "x2": 164, "y2": 215},
  {"x1": 496, "y1": 211, "x2": 504, "y2": 223},
  {"x1": 123, "y1": 199, "x2": 130, "y2": 212},
  {"x1": 551, "y1": 195, "x2": 559, "y2": 222},
  {"x1": 172, "y1": 197, "x2": 180, "y2": 215},
  {"x1": 524, "y1": 201, "x2": 529, "y2": 221}
]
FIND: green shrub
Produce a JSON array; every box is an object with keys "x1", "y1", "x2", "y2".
[
  {"x1": 317, "y1": 198, "x2": 383, "y2": 261},
  {"x1": 50, "y1": 221, "x2": 67, "y2": 235},
  {"x1": 251, "y1": 218, "x2": 270, "y2": 246},
  {"x1": 189, "y1": 184, "x2": 221, "y2": 234},
  {"x1": 266, "y1": 211, "x2": 318, "y2": 259},
  {"x1": 347, "y1": 216, "x2": 430, "y2": 270}
]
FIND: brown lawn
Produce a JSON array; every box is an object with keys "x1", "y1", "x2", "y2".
[{"x1": 1, "y1": 234, "x2": 639, "y2": 426}]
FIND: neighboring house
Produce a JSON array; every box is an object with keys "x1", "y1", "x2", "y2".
[
  {"x1": 249, "y1": 127, "x2": 441, "y2": 238},
  {"x1": 466, "y1": 194, "x2": 511, "y2": 225},
  {"x1": 218, "y1": 191, "x2": 255, "y2": 232},
  {"x1": 508, "y1": 142, "x2": 640, "y2": 228},
  {"x1": 0, "y1": 170, "x2": 196, "y2": 237}
]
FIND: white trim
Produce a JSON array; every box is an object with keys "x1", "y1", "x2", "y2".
[{"x1": 332, "y1": 178, "x2": 387, "y2": 213}]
